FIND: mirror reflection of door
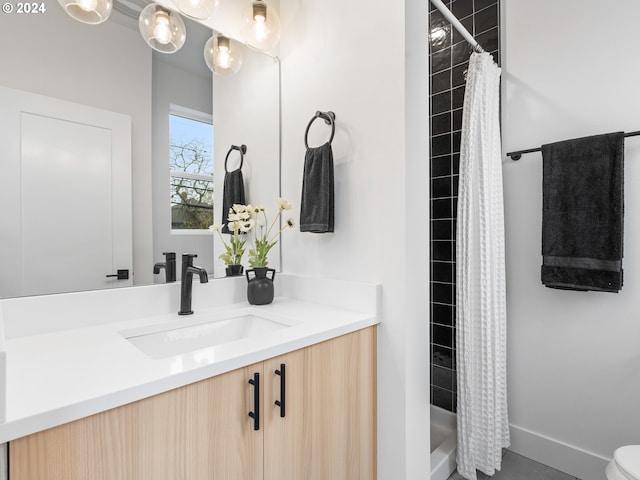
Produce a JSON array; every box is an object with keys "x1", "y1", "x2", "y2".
[{"x1": 0, "y1": 86, "x2": 132, "y2": 297}]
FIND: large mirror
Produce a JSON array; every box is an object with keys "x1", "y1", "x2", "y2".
[{"x1": 0, "y1": 0, "x2": 280, "y2": 298}]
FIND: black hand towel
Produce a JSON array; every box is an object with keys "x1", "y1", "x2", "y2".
[
  {"x1": 300, "y1": 142, "x2": 334, "y2": 233},
  {"x1": 541, "y1": 132, "x2": 624, "y2": 292},
  {"x1": 221, "y1": 169, "x2": 245, "y2": 234}
]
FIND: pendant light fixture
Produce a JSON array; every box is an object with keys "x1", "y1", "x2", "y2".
[
  {"x1": 176, "y1": 0, "x2": 219, "y2": 20},
  {"x1": 58, "y1": 0, "x2": 112, "y2": 24},
  {"x1": 204, "y1": 33, "x2": 243, "y2": 75},
  {"x1": 240, "y1": 0, "x2": 281, "y2": 51},
  {"x1": 139, "y1": 3, "x2": 186, "y2": 54}
]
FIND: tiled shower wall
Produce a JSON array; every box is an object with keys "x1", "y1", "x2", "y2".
[{"x1": 429, "y1": 0, "x2": 500, "y2": 412}]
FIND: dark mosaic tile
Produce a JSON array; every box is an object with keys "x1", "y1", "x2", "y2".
[
  {"x1": 432, "y1": 219, "x2": 453, "y2": 240},
  {"x1": 474, "y1": 3, "x2": 498, "y2": 34},
  {"x1": 451, "y1": 0, "x2": 473, "y2": 19},
  {"x1": 432, "y1": 112, "x2": 452, "y2": 136},
  {"x1": 431, "y1": 91, "x2": 452, "y2": 115},
  {"x1": 474, "y1": 0, "x2": 496, "y2": 12},
  {"x1": 432, "y1": 282, "x2": 453, "y2": 305},
  {"x1": 431, "y1": 302, "x2": 454, "y2": 326},
  {"x1": 452, "y1": 196, "x2": 458, "y2": 215},
  {"x1": 490, "y1": 49, "x2": 500, "y2": 66},
  {"x1": 452, "y1": 15, "x2": 473, "y2": 45},
  {"x1": 432, "y1": 241, "x2": 454, "y2": 262},
  {"x1": 452, "y1": 40, "x2": 473, "y2": 67},
  {"x1": 432, "y1": 133, "x2": 452, "y2": 156},
  {"x1": 452, "y1": 85, "x2": 466, "y2": 110},
  {"x1": 432, "y1": 155, "x2": 453, "y2": 177},
  {"x1": 477, "y1": 27, "x2": 499, "y2": 52},
  {"x1": 453, "y1": 131, "x2": 461, "y2": 154},
  {"x1": 432, "y1": 386, "x2": 454, "y2": 411},
  {"x1": 452, "y1": 326, "x2": 457, "y2": 351},
  {"x1": 430, "y1": 9, "x2": 446, "y2": 31},
  {"x1": 453, "y1": 108, "x2": 463, "y2": 131},
  {"x1": 432, "y1": 345, "x2": 454, "y2": 369},
  {"x1": 452, "y1": 63, "x2": 468, "y2": 88},
  {"x1": 431, "y1": 69, "x2": 451, "y2": 94},
  {"x1": 429, "y1": 23, "x2": 452, "y2": 52},
  {"x1": 431, "y1": 198, "x2": 452, "y2": 219},
  {"x1": 432, "y1": 365, "x2": 454, "y2": 390},
  {"x1": 432, "y1": 261, "x2": 454, "y2": 282},
  {"x1": 431, "y1": 176, "x2": 451, "y2": 198},
  {"x1": 431, "y1": 48, "x2": 451, "y2": 74},
  {"x1": 433, "y1": 324, "x2": 453, "y2": 348}
]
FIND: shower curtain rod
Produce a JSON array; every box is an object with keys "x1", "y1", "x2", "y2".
[
  {"x1": 430, "y1": 0, "x2": 485, "y2": 53},
  {"x1": 507, "y1": 130, "x2": 640, "y2": 160}
]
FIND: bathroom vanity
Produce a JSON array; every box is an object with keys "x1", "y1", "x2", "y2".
[{"x1": 0, "y1": 274, "x2": 378, "y2": 479}]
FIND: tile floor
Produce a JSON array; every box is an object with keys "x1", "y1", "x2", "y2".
[{"x1": 447, "y1": 450, "x2": 581, "y2": 480}]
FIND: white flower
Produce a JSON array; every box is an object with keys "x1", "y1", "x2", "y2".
[
  {"x1": 227, "y1": 213, "x2": 241, "y2": 222},
  {"x1": 209, "y1": 224, "x2": 221, "y2": 232},
  {"x1": 240, "y1": 219, "x2": 255, "y2": 232},
  {"x1": 228, "y1": 220, "x2": 242, "y2": 232},
  {"x1": 232, "y1": 204, "x2": 247, "y2": 213},
  {"x1": 277, "y1": 198, "x2": 292, "y2": 211}
]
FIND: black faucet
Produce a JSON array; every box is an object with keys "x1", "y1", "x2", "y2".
[
  {"x1": 179, "y1": 254, "x2": 209, "y2": 315},
  {"x1": 153, "y1": 252, "x2": 177, "y2": 283}
]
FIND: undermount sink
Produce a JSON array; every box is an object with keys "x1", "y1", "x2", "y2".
[{"x1": 120, "y1": 310, "x2": 292, "y2": 359}]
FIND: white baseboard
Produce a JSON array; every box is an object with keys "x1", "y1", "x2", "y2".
[{"x1": 509, "y1": 423, "x2": 610, "y2": 480}]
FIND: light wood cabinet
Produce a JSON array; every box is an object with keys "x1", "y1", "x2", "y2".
[
  {"x1": 9, "y1": 327, "x2": 376, "y2": 480},
  {"x1": 264, "y1": 326, "x2": 377, "y2": 479}
]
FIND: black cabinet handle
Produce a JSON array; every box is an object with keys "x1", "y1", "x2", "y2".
[
  {"x1": 274, "y1": 363, "x2": 286, "y2": 418},
  {"x1": 248, "y1": 373, "x2": 260, "y2": 430}
]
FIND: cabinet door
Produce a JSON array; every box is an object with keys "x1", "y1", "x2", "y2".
[
  {"x1": 10, "y1": 362, "x2": 264, "y2": 480},
  {"x1": 264, "y1": 327, "x2": 377, "y2": 480}
]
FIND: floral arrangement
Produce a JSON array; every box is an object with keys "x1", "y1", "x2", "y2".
[
  {"x1": 210, "y1": 204, "x2": 254, "y2": 266},
  {"x1": 247, "y1": 198, "x2": 295, "y2": 268},
  {"x1": 210, "y1": 198, "x2": 294, "y2": 269}
]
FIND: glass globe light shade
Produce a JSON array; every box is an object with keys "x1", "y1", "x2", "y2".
[
  {"x1": 138, "y1": 4, "x2": 186, "y2": 54},
  {"x1": 58, "y1": 0, "x2": 112, "y2": 24},
  {"x1": 204, "y1": 34, "x2": 243, "y2": 75},
  {"x1": 176, "y1": 0, "x2": 219, "y2": 20},
  {"x1": 240, "y1": 0, "x2": 281, "y2": 51}
]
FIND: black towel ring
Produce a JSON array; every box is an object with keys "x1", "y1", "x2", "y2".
[
  {"x1": 304, "y1": 111, "x2": 336, "y2": 149},
  {"x1": 224, "y1": 144, "x2": 247, "y2": 173}
]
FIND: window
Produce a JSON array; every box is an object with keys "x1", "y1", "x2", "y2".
[{"x1": 169, "y1": 108, "x2": 213, "y2": 231}]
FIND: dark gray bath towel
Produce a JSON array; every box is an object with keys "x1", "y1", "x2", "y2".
[
  {"x1": 221, "y1": 169, "x2": 245, "y2": 234},
  {"x1": 541, "y1": 132, "x2": 624, "y2": 292},
  {"x1": 300, "y1": 142, "x2": 334, "y2": 233}
]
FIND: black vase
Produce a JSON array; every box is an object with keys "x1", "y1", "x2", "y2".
[
  {"x1": 225, "y1": 265, "x2": 244, "y2": 277},
  {"x1": 246, "y1": 267, "x2": 276, "y2": 305}
]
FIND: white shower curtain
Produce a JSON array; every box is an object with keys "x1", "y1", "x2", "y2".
[{"x1": 455, "y1": 52, "x2": 510, "y2": 480}]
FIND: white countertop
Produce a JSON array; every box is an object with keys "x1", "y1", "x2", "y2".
[{"x1": 0, "y1": 275, "x2": 379, "y2": 443}]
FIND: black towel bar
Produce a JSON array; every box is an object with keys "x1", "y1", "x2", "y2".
[
  {"x1": 304, "y1": 111, "x2": 336, "y2": 149},
  {"x1": 224, "y1": 144, "x2": 246, "y2": 172},
  {"x1": 506, "y1": 130, "x2": 640, "y2": 160}
]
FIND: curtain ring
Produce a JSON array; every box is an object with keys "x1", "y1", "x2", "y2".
[
  {"x1": 304, "y1": 111, "x2": 336, "y2": 149},
  {"x1": 224, "y1": 144, "x2": 247, "y2": 173}
]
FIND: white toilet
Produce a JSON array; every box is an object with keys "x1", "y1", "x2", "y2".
[{"x1": 607, "y1": 446, "x2": 640, "y2": 480}]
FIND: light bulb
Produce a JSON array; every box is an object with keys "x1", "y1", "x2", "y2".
[
  {"x1": 58, "y1": 0, "x2": 111, "y2": 24},
  {"x1": 77, "y1": 0, "x2": 97, "y2": 12},
  {"x1": 176, "y1": 0, "x2": 219, "y2": 20},
  {"x1": 216, "y1": 44, "x2": 231, "y2": 69},
  {"x1": 240, "y1": 0, "x2": 280, "y2": 51},
  {"x1": 138, "y1": 4, "x2": 186, "y2": 54},
  {"x1": 153, "y1": 11, "x2": 172, "y2": 44},
  {"x1": 204, "y1": 34, "x2": 243, "y2": 75}
]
